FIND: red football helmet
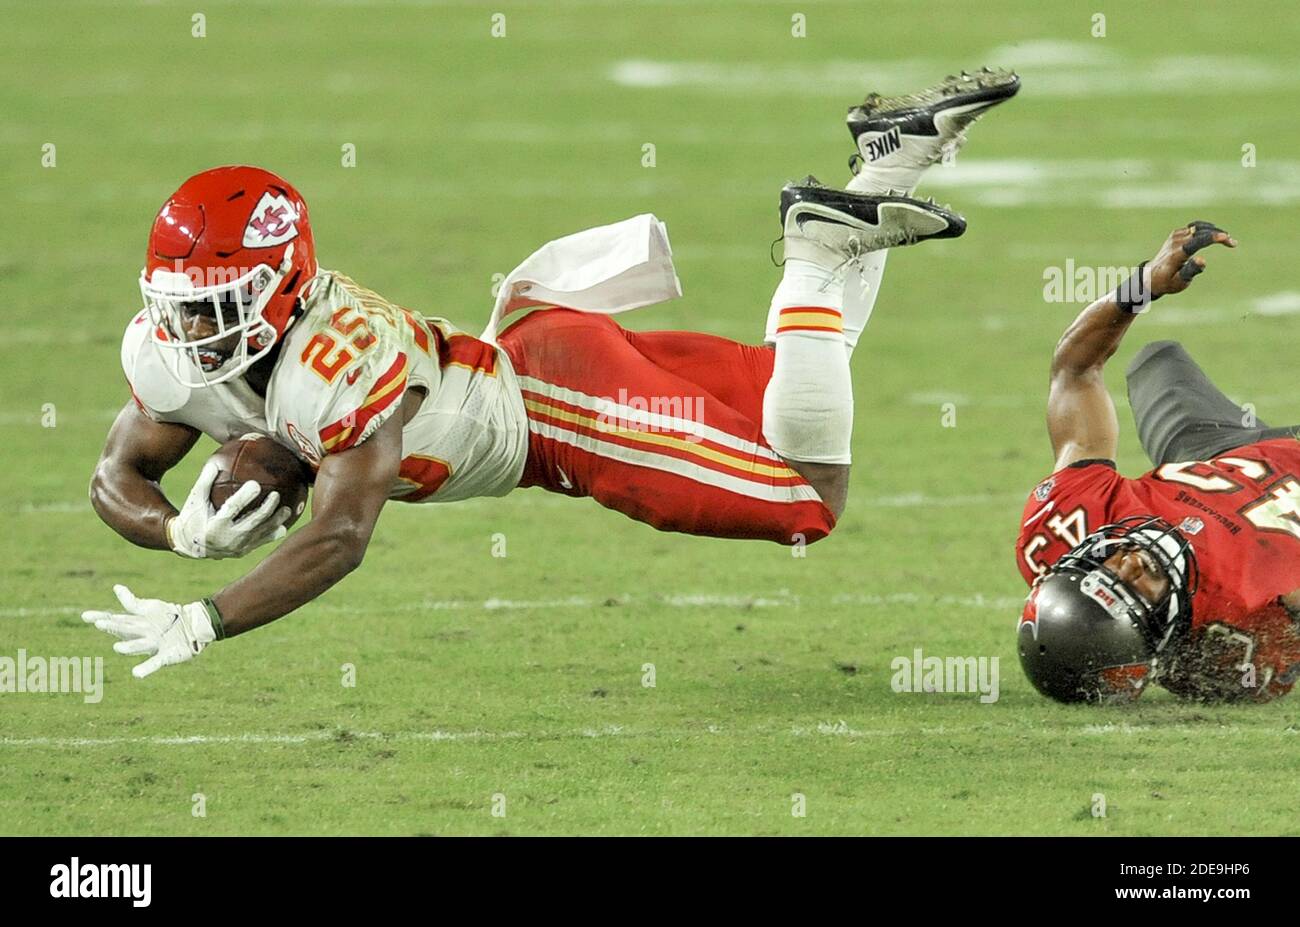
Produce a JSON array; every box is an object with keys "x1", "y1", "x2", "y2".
[{"x1": 139, "y1": 165, "x2": 318, "y2": 386}]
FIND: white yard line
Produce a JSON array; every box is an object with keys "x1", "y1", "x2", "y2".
[
  {"x1": 610, "y1": 50, "x2": 1300, "y2": 97},
  {"x1": 0, "y1": 729, "x2": 521, "y2": 748},
  {"x1": 15, "y1": 502, "x2": 92, "y2": 513},
  {"x1": 906, "y1": 388, "x2": 1300, "y2": 409},
  {"x1": 0, "y1": 410, "x2": 120, "y2": 426},
  {"x1": 830, "y1": 592, "x2": 1024, "y2": 610},
  {"x1": 925, "y1": 159, "x2": 1300, "y2": 208},
  {"x1": 1252, "y1": 291, "x2": 1300, "y2": 316},
  {"x1": 19, "y1": 158, "x2": 1300, "y2": 208},
  {"x1": 10, "y1": 486, "x2": 1028, "y2": 516},
  {"x1": 2, "y1": 720, "x2": 1291, "y2": 750},
  {"x1": 0, "y1": 589, "x2": 1022, "y2": 620},
  {"x1": 861, "y1": 492, "x2": 1025, "y2": 508}
]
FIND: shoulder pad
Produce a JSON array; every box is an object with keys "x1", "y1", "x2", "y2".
[{"x1": 121, "y1": 310, "x2": 190, "y2": 414}]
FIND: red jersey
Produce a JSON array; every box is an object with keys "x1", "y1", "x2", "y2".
[{"x1": 1016, "y1": 438, "x2": 1300, "y2": 701}]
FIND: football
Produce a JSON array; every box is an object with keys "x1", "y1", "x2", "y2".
[{"x1": 208, "y1": 433, "x2": 311, "y2": 528}]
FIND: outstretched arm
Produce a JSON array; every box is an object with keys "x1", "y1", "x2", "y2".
[
  {"x1": 1046, "y1": 222, "x2": 1236, "y2": 470},
  {"x1": 213, "y1": 409, "x2": 401, "y2": 635},
  {"x1": 83, "y1": 404, "x2": 404, "y2": 677}
]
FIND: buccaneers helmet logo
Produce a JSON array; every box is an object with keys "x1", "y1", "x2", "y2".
[
  {"x1": 242, "y1": 192, "x2": 300, "y2": 248},
  {"x1": 1018, "y1": 585, "x2": 1041, "y2": 640}
]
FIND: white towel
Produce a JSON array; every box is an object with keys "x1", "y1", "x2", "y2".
[{"x1": 480, "y1": 213, "x2": 683, "y2": 343}]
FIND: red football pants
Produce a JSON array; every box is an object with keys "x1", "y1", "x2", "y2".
[{"x1": 497, "y1": 309, "x2": 836, "y2": 544}]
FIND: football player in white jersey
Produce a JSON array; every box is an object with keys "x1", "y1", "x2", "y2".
[{"x1": 83, "y1": 71, "x2": 1019, "y2": 678}]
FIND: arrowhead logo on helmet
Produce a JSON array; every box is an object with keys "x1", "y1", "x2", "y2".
[{"x1": 243, "y1": 192, "x2": 300, "y2": 248}]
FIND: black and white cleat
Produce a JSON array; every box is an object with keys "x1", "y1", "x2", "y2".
[
  {"x1": 780, "y1": 176, "x2": 966, "y2": 265},
  {"x1": 847, "y1": 67, "x2": 1020, "y2": 176}
]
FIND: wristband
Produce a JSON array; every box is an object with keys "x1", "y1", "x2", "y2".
[
  {"x1": 200, "y1": 597, "x2": 226, "y2": 641},
  {"x1": 164, "y1": 515, "x2": 191, "y2": 558},
  {"x1": 1114, "y1": 261, "x2": 1161, "y2": 314}
]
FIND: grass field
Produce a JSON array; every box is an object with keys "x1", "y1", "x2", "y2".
[{"x1": 3, "y1": 0, "x2": 1300, "y2": 835}]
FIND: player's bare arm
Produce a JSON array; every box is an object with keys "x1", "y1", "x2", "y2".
[
  {"x1": 1046, "y1": 221, "x2": 1236, "y2": 469},
  {"x1": 213, "y1": 393, "x2": 410, "y2": 636},
  {"x1": 82, "y1": 385, "x2": 415, "y2": 678},
  {"x1": 91, "y1": 401, "x2": 290, "y2": 560},
  {"x1": 90, "y1": 402, "x2": 200, "y2": 549}
]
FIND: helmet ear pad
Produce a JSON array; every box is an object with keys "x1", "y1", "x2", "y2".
[{"x1": 1017, "y1": 572, "x2": 1156, "y2": 703}]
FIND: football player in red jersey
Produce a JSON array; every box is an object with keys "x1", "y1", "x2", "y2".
[{"x1": 1018, "y1": 222, "x2": 1300, "y2": 703}]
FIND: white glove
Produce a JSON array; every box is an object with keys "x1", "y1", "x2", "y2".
[
  {"x1": 82, "y1": 584, "x2": 222, "y2": 679},
  {"x1": 166, "y1": 460, "x2": 290, "y2": 560}
]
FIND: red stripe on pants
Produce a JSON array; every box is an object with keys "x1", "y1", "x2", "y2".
[{"x1": 498, "y1": 309, "x2": 835, "y2": 545}]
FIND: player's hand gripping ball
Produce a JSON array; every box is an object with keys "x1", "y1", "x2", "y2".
[
  {"x1": 209, "y1": 433, "x2": 311, "y2": 528},
  {"x1": 164, "y1": 433, "x2": 313, "y2": 560}
]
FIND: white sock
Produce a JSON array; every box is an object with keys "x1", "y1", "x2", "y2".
[
  {"x1": 764, "y1": 258, "x2": 843, "y2": 341},
  {"x1": 838, "y1": 170, "x2": 904, "y2": 359},
  {"x1": 761, "y1": 258, "x2": 854, "y2": 465},
  {"x1": 762, "y1": 231, "x2": 887, "y2": 358},
  {"x1": 847, "y1": 159, "x2": 923, "y2": 197},
  {"x1": 841, "y1": 249, "x2": 887, "y2": 358}
]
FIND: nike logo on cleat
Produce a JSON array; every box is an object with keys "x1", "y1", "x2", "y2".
[
  {"x1": 865, "y1": 126, "x2": 902, "y2": 161},
  {"x1": 795, "y1": 212, "x2": 859, "y2": 232},
  {"x1": 557, "y1": 465, "x2": 573, "y2": 490}
]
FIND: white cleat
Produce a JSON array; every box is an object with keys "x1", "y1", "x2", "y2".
[
  {"x1": 847, "y1": 67, "x2": 1021, "y2": 179},
  {"x1": 780, "y1": 176, "x2": 966, "y2": 266}
]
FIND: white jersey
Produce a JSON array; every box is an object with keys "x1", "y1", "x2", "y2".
[{"x1": 122, "y1": 270, "x2": 530, "y2": 503}]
